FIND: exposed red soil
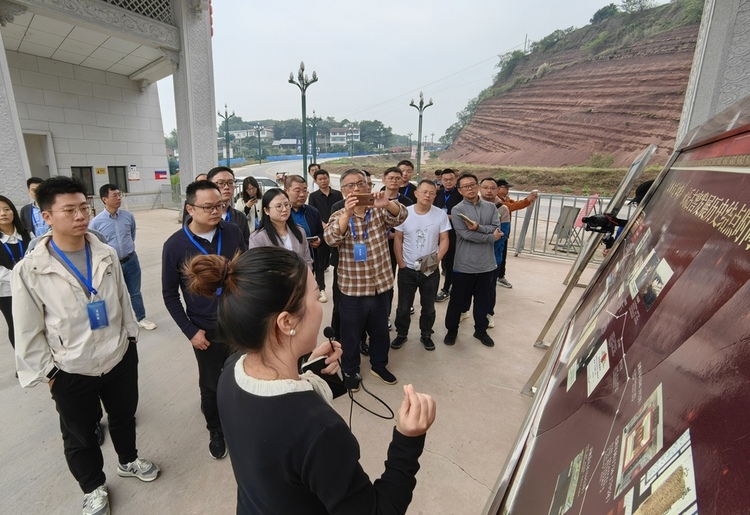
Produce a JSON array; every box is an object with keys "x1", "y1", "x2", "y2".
[{"x1": 442, "y1": 25, "x2": 699, "y2": 168}]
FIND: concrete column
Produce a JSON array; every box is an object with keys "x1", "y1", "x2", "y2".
[
  {"x1": 677, "y1": 0, "x2": 750, "y2": 144},
  {"x1": 171, "y1": 0, "x2": 217, "y2": 193},
  {"x1": 0, "y1": 30, "x2": 32, "y2": 205}
]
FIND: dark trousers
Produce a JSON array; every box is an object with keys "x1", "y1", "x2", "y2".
[
  {"x1": 395, "y1": 267, "x2": 439, "y2": 338},
  {"x1": 192, "y1": 328, "x2": 231, "y2": 433},
  {"x1": 331, "y1": 265, "x2": 342, "y2": 341},
  {"x1": 498, "y1": 237, "x2": 509, "y2": 278},
  {"x1": 489, "y1": 265, "x2": 502, "y2": 316},
  {"x1": 0, "y1": 296, "x2": 14, "y2": 348},
  {"x1": 51, "y1": 341, "x2": 139, "y2": 493},
  {"x1": 441, "y1": 230, "x2": 456, "y2": 292},
  {"x1": 339, "y1": 292, "x2": 390, "y2": 375},
  {"x1": 314, "y1": 243, "x2": 330, "y2": 291},
  {"x1": 445, "y1": 270, "x2": 494, "y2": 333}
]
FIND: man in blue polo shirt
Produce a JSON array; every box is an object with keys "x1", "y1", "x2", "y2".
[{"x1": 90, "y1": 184, "x2": 156, "y2": 331}]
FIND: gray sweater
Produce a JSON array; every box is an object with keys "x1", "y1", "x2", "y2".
[{"x1": 451, "y1": 198, "x2": 500, "y2": 274}]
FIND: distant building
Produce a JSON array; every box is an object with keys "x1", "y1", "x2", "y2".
[
  {"x1": 228, "y1": 126, "x2": 274, "y2": 141},
  {"x1": 330, "y1": 127, "x2": 360, "y2": 146},
  {"x1": 272, "y1": 139, "x2": 299, "y2": 150}
]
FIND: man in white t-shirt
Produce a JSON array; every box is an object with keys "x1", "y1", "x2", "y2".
[{"x1": 392, "y1": 180, "x2": 451, "y2": 351}]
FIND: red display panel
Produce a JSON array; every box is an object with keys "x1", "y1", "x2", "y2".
[{"x1": 494, "y1": 120, "x2": 750, "y2": 514}]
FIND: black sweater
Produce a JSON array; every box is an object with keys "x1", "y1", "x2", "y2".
[
  {"x1": 161, "y1": 221, "x2": 246, "y2": 339},
  {"x1": 218, "y1": 358, "x2": 426, "y2": 515}
]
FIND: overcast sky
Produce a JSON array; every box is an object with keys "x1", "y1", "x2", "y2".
[{"x1": 157, "y1": 0, "x2": 668, "y2": 140}]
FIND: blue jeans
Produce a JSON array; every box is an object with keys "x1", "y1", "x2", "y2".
[{"x1": 120, "y1": 252, "x2": 145, "y2": 321}]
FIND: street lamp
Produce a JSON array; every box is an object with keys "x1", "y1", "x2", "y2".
[
  {"x1": 254, "y1": 124, "x2": 263, "y2": 165},
  {"x1": 347, "y1": 126, "x2": 355, "y2": 157},
  {"x1": 308, "y1": 109, "x2": 321, "y2": 165},
  {"x1": 288, "y1": 61, "x2": 318, "y2": 182},
  {"x1": 218, "y1": 103, "x2": 235, "y2": 167},
  {"x1": 409, "y1": 91, "x2": 433, "y2": 181}
]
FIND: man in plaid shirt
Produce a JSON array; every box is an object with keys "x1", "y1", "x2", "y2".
[{"x1": 325, "y1": 169, "x2": 408, "y2": 391}]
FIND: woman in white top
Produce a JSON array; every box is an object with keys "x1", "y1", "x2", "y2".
[
  {"x1": 247, "y1": 189, "x2": 313, "y2": 267},
  {"x1": 235, "y1": 176, "x2": 261, "y2": 235},
  {"x1": 0, "y1": 195, "x2": 33, "y2": 349}
]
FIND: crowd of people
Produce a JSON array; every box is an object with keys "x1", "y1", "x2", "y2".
[{"x1": 1, "y1": 161, "x2": 539, "y2": 514}]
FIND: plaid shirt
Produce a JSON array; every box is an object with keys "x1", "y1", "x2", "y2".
[{"x1": 325, "y1": 203, "x2": 408, "y2": 296}]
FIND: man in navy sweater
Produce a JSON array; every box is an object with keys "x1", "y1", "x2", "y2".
[
  {"x1": 162, "y1": 180, "x2": 246, "y2": 459},
  {"x1": 284, "y1": 175, "x2": 325, "y2": 298}
]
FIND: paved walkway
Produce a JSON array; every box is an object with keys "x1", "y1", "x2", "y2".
[{"x1": 0, "y1": 209, "x2": 594, "y2": 514}]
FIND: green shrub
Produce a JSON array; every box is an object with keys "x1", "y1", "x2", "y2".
[{"x1": 589, "y1": 153, "x2": 615, "y2": 168}]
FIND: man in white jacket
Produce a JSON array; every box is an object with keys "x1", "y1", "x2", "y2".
[{"x1": 13, "y1": 176, "x2": 159, "y2": 515}]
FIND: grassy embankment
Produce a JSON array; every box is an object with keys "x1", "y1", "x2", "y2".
[{"x1": 321, "y1": 154, "x2": 662, "y2": 196}]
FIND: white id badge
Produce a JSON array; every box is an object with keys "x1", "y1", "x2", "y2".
[{"x1": 353, "y1": 243, "x2": 368, "y2": 262}]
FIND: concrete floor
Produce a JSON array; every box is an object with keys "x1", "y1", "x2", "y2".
[{"x1": 0, "y1": 208, "x2": 594, "y2": 514}]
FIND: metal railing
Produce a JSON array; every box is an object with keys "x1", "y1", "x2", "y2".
[{"x1": 506, "y1": 191, "x2": 637, "y2": 263}]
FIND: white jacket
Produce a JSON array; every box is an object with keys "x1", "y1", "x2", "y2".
[{"x1": 12, "y1": 232, "x2": 139, "y2": 387}]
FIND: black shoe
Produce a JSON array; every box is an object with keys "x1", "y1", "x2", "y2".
[
  {"x1": 95, "y1": 421, "x2": 105, "y2": 446},
  {"x1": 410, "y1": 306, "x2": 415, "y2": 315},
  {"x1": 390, "y1": 335, "x2": 407, "y2": 349},
  {"x1": 443, "y1": 331, "x2": 457, "y2": 346},
  {"x1": 359, "y1": 340, "x2": 370, "y2": 356},
  {"x1": 436, "y1": 290, "x2": 450, "y2": 302},
  {"x1": 209, "y1": 431, "x2": 227, "y2": 459},
  {"x1": 344, "y1": 373, "x2": 361, "y2": 392},
  {"x1": 421, "y1": 336, "x2": 435, "y2": 351},
  {"x1": 370, "y1": 367, "x2": 397, "y2": 385},
  {"x1": 473, "y1": 331, "x2": 495, "y2": 347}
]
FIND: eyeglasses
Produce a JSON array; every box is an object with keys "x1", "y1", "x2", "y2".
[
  {"x1": 341, "y1": 180, "x2": 368, "y2": 190},
  {"x1": 459, "y1": 183, "x2": 478, "y2": 190},
  {"x1": 189, "y1": 202, "x2": 226, "y2": 213},
  {"x1": 51, "y1": 205, "x2": 93, "y2": 217},
  {"x1": 213, "y1": 180, "x2": 236, "y2": 188},
  {"x1": 269, "y1": 202, "x2": 292, "y2": 211},
  {"x1": 107, "y1": 193, "x2": 122, "y2": 199}
]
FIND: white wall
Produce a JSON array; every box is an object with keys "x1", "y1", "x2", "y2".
[{"x1": 6, "y1": 50, "x2": 169, "y2": 208}]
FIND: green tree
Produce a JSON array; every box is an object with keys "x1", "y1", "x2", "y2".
[
  {"x1": 358, "y1": 120, "x2": 393, "y2": 149},
  {"x1": 165, "y1": 128, "x2": 178, "y2": 150},
  {"x1": 620, "y1": 0, "x2": 655, "y2": 13},
  {"x1": 591, "y1": 3, "x2": 619, "y2": 23}
]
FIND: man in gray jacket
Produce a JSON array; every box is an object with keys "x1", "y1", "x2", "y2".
[{"x1": 443, "y1": 173, "x2": 502, "y2": 347}]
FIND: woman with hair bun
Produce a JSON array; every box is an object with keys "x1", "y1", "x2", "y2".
[{"x1": 184, "y1": 246, "x2": 436, "y2": 514}]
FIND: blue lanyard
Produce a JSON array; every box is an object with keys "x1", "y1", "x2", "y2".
[
  {"x1": 2, "y1": 239, "x2": 23, "y2": 263},
  {"x1": 349, "y1": 210, "x2": 371, "y2": 242},
  {"x1": 403, "y1": 183, "x2": 410, "y2": 197},
  {"x1": 183, "y1": 225, "x2": 222, "y2": 256},
  {"x1": 444, "y1": 188, "x2": 454, "y2": 205},
  {"x1": 50, "y1": 240, "x2": 97, "y2": 296},
  {"x1": 224, "y1": 210, "x2": 231, "y2": 222}
]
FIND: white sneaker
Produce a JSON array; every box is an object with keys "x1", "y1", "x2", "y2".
[
  {"x1": 82, "y1": 484, "x2": 109, "y2": 515},
  {"x1": 460, "y1": 311, "x2": 470, "y2": 322},
  {"x1": 318, "y1": 290, "x2": 327, "y2": 303},
  {"x1": 138, "y1": 319, "x2": 157, "y2": 330},
  {"x1": 487, "y1": 314, "x2": 495, "y2": 328}
]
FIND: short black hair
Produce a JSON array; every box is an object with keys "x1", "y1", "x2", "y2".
[
  {"x1": 397, "y1": 160, "x2": 414, "y2": 170},
  {"x1": 308, "y1": 162, "x2": 320, "y2": 172},
  {"x1": 417, "y1": 179, "x2": 437, "y2": 189},
  {"x1": 26, "y1": 177, "x2": 44, "y2": 188},
  {"x1": 440, "y1": 168, "x2": 456, "y2": 177},
  {"x1": 99, "y1": 183, "x2": 119, "y2": 200},
  {"x1": 457, "y1": 173, "x2": 479, "y2": 189},
  {"x1": 186, "y1": 180, "x2": 221, "y2": 205},
  {"x1": 313, "y1": 169, "x2": 330, "y2": 180},
  {"x1": 35, "y1": 176, "x2": 87, "y2": 212},
  {"x1": 383, "y1": 166, "x2": 402, "y2": 178},
  {"x1": 479, "y1": 177, "x2": 497, "y2": 185},
  {"x1": 206, "y1": 166, "x2": 234, "y2": 180}
]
